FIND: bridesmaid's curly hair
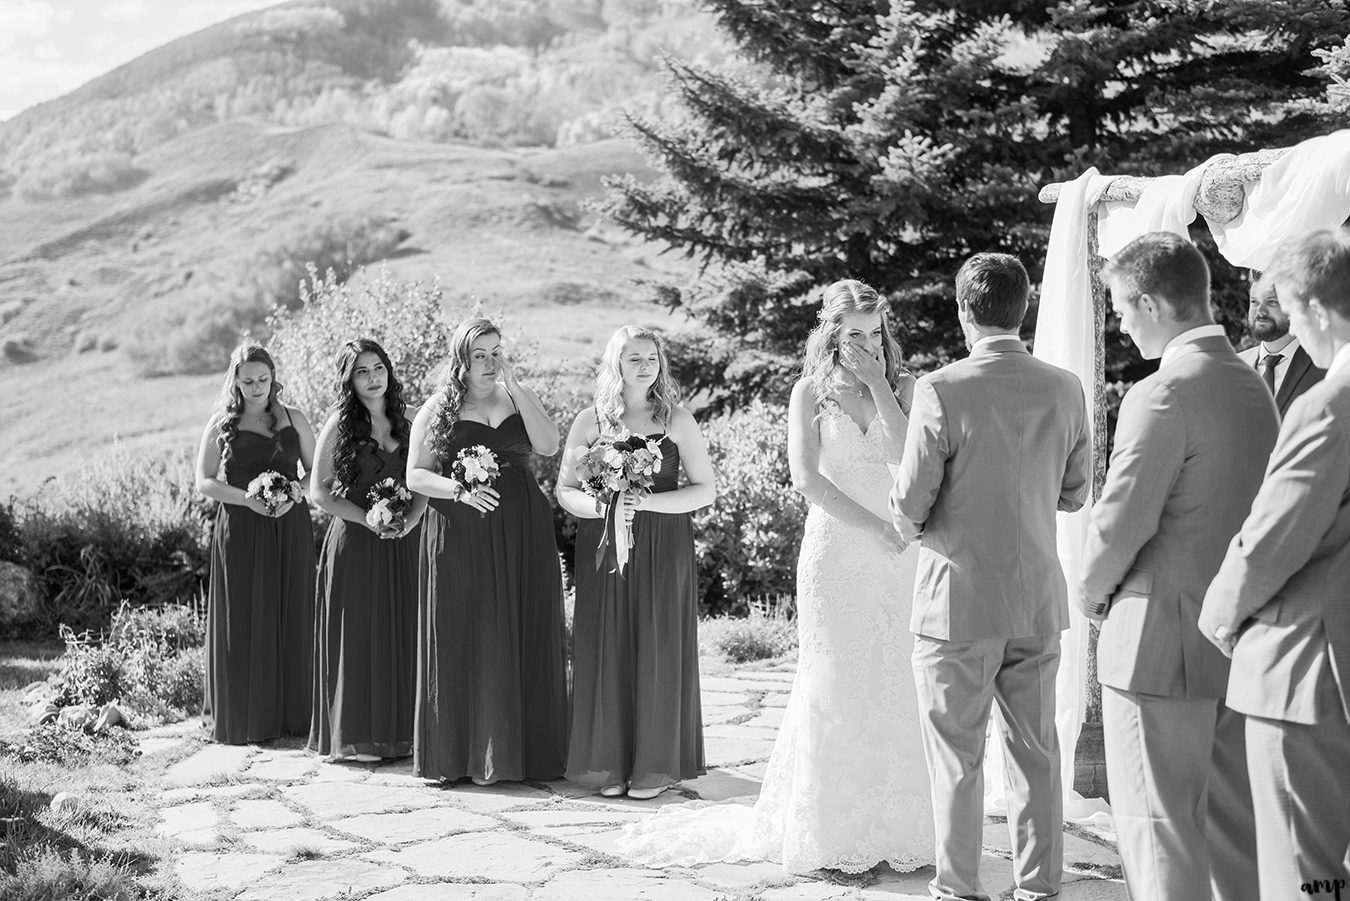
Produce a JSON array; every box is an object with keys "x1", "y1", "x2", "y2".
[
  {"x1": 593, "y1": 326, "x2": 681, "y2": 434},
  {"x1": 214, "y1": 340, "x2": 284, "y2": 462},
  {"x1": 330, "y1": 338, "x2": 409, "y2": 493},
  {"x1": 801, "y1": 279, "x2": 905, "y2": 405},
  {"x1": 428, "y1": 317, "x2": 500, "y2": 461}
]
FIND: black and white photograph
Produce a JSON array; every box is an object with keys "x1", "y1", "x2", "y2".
[{"x1": 1, "y1": 1, "x2": 1348, "y2": 899}]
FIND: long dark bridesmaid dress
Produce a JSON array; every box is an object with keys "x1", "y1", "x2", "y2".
[
  {"x1": 415, "y1": 412, "x2": 568, "y2": 782},
  {"x1": 566, "y1": 429, "x2": 705, "y2": 791},
  {"x1": 309, "y1": 445, "x2": 419, "y2": 758},
  {"x1": 207, "y1": 423, "x2": 315, "y2": 744}
]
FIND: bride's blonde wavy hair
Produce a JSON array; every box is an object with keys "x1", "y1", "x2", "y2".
[
  {"x1": 593, "y1": 326, "x2": 681, "y2": 434},
  {"x1": 801, "y1": 279, "x2": 905, "y2": 404}
]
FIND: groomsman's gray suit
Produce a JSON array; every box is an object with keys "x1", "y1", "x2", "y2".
[
  {"x1": 1082, "y1": 333, "x2": 1277, "y2": 901},
  {"x1": 1200, "y1": 359, "x2": 1350, "y2": 901},
  {"x1": 891, "y1": 336, "x2": 1089, "y2": 901},
  {"x1": 1237, "y1": 341, "x2": 1325, "y2": 418}
]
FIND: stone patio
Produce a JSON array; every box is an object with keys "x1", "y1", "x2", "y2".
[{"x1": 149, "y1": 668, "x2": 1126, "y2": 900}]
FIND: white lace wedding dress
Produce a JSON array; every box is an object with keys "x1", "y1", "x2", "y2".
[{"x1": 618, "y1": 397, "x2": 935, "y2": 874}]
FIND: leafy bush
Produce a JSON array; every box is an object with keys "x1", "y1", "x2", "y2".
[
  {"x1": 0, "y1": 724, "x2": 140, "y2": 768},
  {"x1": 0, "y1": 846, "x2": 142, "y2": 901},
  {"x1": 692, "y1": 400, "x2": 803, "y2": 616},
  {"x1": 0, "y1": 501, "x2": 22, "y2": 566},
  {"x1": 56, "y1": 601, "x2": 206, "y2": 722},
  {"x1": 14, "y1": 446, "x2": 211, "y2": 636},
  {"x1": 267, "y1": 264, "x2": 458, "y2": 421},
  {"x1": 252, "y1": 213, "x2": 407, "y2": 311},
  {"x1": 12, "y1": 152, "x2": 147, "y2": 201},
  {"x1": 700, "y1": 596, "x2": 797, "y2": 664}
]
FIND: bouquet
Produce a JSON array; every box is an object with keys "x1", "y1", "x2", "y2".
[
  {"x1": 245, "y1": 470, "x2": 303, "y2": 516},
  {"x1": 450, "y1": 445, "x2": 502, "y2": 517},
  {"x1": 571, "y1": 431, "x2": 664, "y2": 575},
  {"x1": 365, "y1": 477, "x2": 413, "y2": 535}
]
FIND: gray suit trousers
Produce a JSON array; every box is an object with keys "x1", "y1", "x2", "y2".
[
  {"x1": 1246, "y1": 713, "x2": 1350, "y2": 900},
  {"x1": 1102, "y1": 687, "x2": 1256, "y2": 901},
  {"x1": 913, "y1": 633, "x2": 1063, "y2": 901}
]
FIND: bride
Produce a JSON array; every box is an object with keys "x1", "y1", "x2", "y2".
[{"x1": 620, "y1": 279, "x2": 936, "y2": 874}]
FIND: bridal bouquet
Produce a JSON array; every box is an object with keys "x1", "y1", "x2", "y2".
[
  {"x1": 571, "y1": 432, "x2": 664, "y2": 575},
  {"x1": 245, "y1": 470, "x2": 303, "y2": 516},
  {"x1": 450, "y1": 445, "x2": 502, "y2": 516},
  {"x1": 365, "y1": 477, "x2": 413, "y2": 534}
]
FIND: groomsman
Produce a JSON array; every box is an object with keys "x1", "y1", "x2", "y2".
[
  {"x1": 1200, "y1": 228, "x2": 1350, "y2": 900},
  {"x1": 1239, "y1": 276, "x2": 1325, "y2": 418},
  {"x1": 892, "y1": 253, "x2": 1090, "y2": 901},
  {"x1": 1077, "y1": 233, "x2": 1277, "y2": 901}
]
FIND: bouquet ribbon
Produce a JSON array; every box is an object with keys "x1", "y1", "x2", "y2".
[{"x1": 595, "y1": 493, "x2": 634, "y2": 577}]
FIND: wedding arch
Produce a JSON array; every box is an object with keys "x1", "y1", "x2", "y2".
[{"x1": 1014, "y1": 128, "x2": 1350, "y2": 823}]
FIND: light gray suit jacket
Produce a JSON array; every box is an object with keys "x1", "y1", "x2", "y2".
[
  {"x1": 1200, "y1": 366, "x2": 1350, "y2": 724},
  {"x1": 891, "y1": 339, "x2": 1090, "y2": 641},
  {"x1": 1083, "y1": 336, "x2": 1280, "y2": 699},
  {"x1": 1237, "y1": 343, "x2": 1325, "y2": 419}
]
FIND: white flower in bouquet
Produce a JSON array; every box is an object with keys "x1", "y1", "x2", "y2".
[{"x1": 245, "y1": 470, "x2": 303, "y2": 515}]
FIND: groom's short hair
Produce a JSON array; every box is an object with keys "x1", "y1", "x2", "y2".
[
  {"x1": 956, "y1": 253, "x2": 1029, "y2": 330},
  {"x1": 1259, "y1": 228, "x2": 1350, "y2": 318},
  {"x1": 1104, "y1": 232, "x2": 1210, "y2": 321}
]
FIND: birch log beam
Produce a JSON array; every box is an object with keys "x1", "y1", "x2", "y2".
[{"x1": 1037, "y1": 147, "x2": 1290, "y2": 222}]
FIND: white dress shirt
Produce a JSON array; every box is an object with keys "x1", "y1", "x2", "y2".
[
  {"x1": 1327, "y1": 343, "x2": 1350, "y2": 380},
  {"x1": 972, "y1": 334, "x2": 1025, "y2": 352},
  {"x1": 1160, "y1": 324, "x2": 1227, "y2": 369},
  {"x1": 1254, "y1": 337, "x2": 1303, "y2": 393}
]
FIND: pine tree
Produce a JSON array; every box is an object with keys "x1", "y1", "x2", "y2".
[{"x1": 603, "y1": 0, "x2": 1350, "y2": 411}]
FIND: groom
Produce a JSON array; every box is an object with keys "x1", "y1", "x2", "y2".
[{"x1": 890, "y1": 253, "x2": 1090, "y2": 901}]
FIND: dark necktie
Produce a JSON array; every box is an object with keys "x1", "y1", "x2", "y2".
[{"x1": 1260, "y1": 353, "x2": 1283, "y2": 395}]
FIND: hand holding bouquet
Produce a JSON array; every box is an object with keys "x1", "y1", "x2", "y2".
[
  {"x1": 571, "y1": 432, "x2": 664, "y2": 575},
  {"x1": 366, "y1": 477, "x2": 413, "y2": 537},
  {"x1": 245, "y1": 470, "x2": 303, "y2": 517},
  {"x1": 450, "y1": 445, "x2": 502, "y2": 517}
]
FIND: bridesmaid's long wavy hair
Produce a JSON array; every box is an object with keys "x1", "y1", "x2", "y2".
[
  {"x1": 801, "y1": 279, "x2": 905, "y2": 404},
  {"x1": 428, "y1": 317, "x2": 500, "y2": 460},
  {"x1": 330, "y1": 338, "x2": 409, "y2": 492},
  {"x1": 214, "y1": 340, "x2": 284, "y2": 462},
  {"x1": 594, "y1": 326, "x2": 682, "y2": 434}
]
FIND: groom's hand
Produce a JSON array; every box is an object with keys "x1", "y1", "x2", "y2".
[{"x1": 1075, "y1": 589, "x2": 1109, "y2": 623}]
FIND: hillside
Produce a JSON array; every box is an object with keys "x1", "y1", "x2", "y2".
[{"x1": 0, "y1": 0, "x2": 731, "y2": 498}]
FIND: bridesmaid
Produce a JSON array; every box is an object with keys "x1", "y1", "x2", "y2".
[
  {"x1": 557, "y1": 325, "x2": 717, "y2": 799},
  {"x1": 195, "y1": 339, "x2": 316, "y2": 744},
  {"x1": 308, "y1": 339, "x2": 426, "y2": 762},
  {"x1": 406, "y1": 317, "x2": 568, "y2": 784}
]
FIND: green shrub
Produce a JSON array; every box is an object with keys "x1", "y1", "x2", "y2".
[
  {"x1": 252, "y1": 213, "x2": 407, "y2": 311},
  {"x1": 12, "y1": 152, "x2": 147, "y2": 201},
  {"x1": 16, "y1": 446, "x2": 210, "y2": 635},
  {"x1": 0, "y1": 501, "x2": 22, "y2": 566},
  {"x1": 0, "y1": 724, "x2": 140, "y2": 768},
  {"x1": 55, "y1": 602, "x2": 206, "y2": 722},
  {"x1": 700, "y1": 596, "x2": 797, "y2": 664},
  {"x1": 0, "y1": 846, "x2": 142, "y2": 901},
  {"x1": 692, "y1": 400, "x2": 803, "y2": 616}
]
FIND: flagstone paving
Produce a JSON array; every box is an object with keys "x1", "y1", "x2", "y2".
[{"x1": 151, "y1": 667, "x2": 1126, "y2": 899}]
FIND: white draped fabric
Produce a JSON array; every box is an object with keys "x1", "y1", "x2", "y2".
[
  {"x1": 1013, "y1": 128, "x2": 1350, "y2": 834},
  {"x1": 1207, "y1": 129, "x2": 1350, "y2": 269}
]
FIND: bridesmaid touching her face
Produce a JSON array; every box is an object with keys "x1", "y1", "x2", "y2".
[{"x1": 406, "y1": 318, "x2": 569, "y2": 785}]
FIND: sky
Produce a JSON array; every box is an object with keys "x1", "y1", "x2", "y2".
[{"x1": 0, "y1": 0, "x2": 279, "y2": 121}]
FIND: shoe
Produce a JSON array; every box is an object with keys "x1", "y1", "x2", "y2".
[
  {"x1": 599, "y1": 784, "x2": 626, "y2": 798},
  {"x1": 353, "y1": 753, "x2": 382, "y2": 763},
  {"x1": 625, "y1": 784, "x2": 670, "y2": 800},
  {"x1": 470, "y1": 776, "x2": 497, "y2": 787}
]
